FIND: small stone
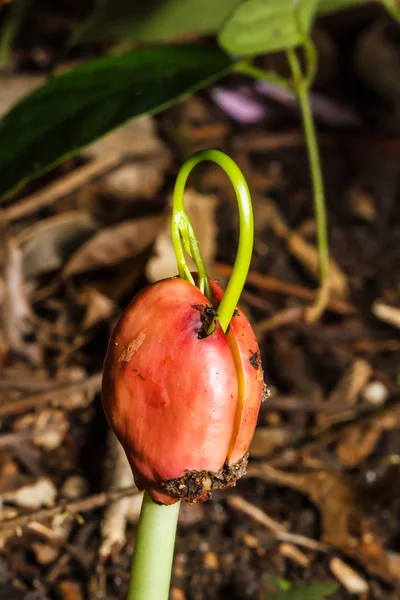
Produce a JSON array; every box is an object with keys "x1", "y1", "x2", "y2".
[
  {"x1": 203, "y1": 551, "x2": 219, "y2": 570},
  {"x1": 362, "y1": 381, "x2": 389, "y2": 406}
]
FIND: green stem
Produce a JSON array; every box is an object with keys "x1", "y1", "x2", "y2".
[
  {"x1": 235, "y1": 61, "x2": 291, "y2": 91},
  {"x1": 128, "y1": 492, "x2": 180, "y2": 600},
  {"x1": 172, "y1": 149, "x2": 254, "y2": 333},
  {"x1": 286, "y1": 48, "x2": 330, "y2": 294}
]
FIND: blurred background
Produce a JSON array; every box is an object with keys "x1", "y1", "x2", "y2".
[{"x1": 0, "y1": 1, "x2": 400, "y2": 599}]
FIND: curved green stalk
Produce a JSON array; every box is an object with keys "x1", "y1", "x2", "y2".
[
  {"x1": 172, "y1": 149, "x2": 254, "y2": 333},
  {"x1": 128, "y1": 492, "x2": 180, "y2": 600}
]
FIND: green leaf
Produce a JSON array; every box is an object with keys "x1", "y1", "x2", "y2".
[
  {"x1": 380, "y1": 0, "x2": 400, "y2": 21},
  {"x1": 317, "y1": 0, "x2": 371, "y2": 14},
  {"x1": 218, "y1": 0, "x2": 318, "y2": 57},
  {"x1": 0, "y1": 46, "x2": 234, "y2": 199},
  {"x1": 269, "y1": 581, "x2": 338, "y2": 600},
  {"x1": 71, "y1": 0, "x2": 245, "y2": 46}
]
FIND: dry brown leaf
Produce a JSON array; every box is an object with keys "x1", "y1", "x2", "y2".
[
  {"x1": 0, "y1": 233, "x2": 40, "y2": 363},
  {"x1": 63, "y1": 214, "x2": 165, "y2": 277},
  {"x1": 248, "y1": 463, "x2": 394, "y2": 582},
  {"x1": 31, "y1": 542, "x2": 60, "y2": 565},
  {"x1": 328, "y1": 360, "x2": 373, "y2": 407},
  {"x1": 250, "y1": 427, "x2": 293, "y2": 459},
  {"x1": 17, "y1": 211, "x2": 99, "y2": 279},
  {"x1": 336, "y1": 425, "x2": 382, "y2": 467},
  {"x1": 102, "y1": 158, "x2": 168, "y2": 201},
  {"x1": 318, "y1": 359, "x2": 372, "y2": 427},
  {"x1": 13, "y1": 409, "x2": 69, "y2": 451},
  {"x1": 262, "y1": 199, "x2": 348, "y2": 297},
  {"x1": 3, "y1": 476, "x2": 57, "y2": 508},
  {"x1": 146, "y1": 189, "x2": 218, "y2": 282},
  {"x1": 84, "y1": 116, "x2": 169, "y2": 160},
  {"x1": 77, "y1": 287, "x2": 115, "y2": 329}
]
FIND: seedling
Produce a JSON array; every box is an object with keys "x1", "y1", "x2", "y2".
[{"x1": 102, "y1": 150, "x2": 263, "y2": 599}]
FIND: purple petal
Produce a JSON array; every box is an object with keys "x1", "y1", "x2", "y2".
[{"x1": 210, "y1": 86, "x2": 267, "y2": 124}]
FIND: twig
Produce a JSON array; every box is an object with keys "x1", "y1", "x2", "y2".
[
  {"x1": 4, "y1": 152, "x2": 122, "y2": 222},
  {"x1": 373, "y1": 302, "x2": 400, "y2": 330},
  {"x1": 0, "y1": 485, "x2": 139, "y2": 534},
  {"x1": 215, "y1": 263, "x2": 355, "y2": 315},
  {"x1": 227, "y1": 495, "x2": 328, "y2": 552},
  {"x1": 0, "y1": 372, "x2": 102, "y2": 417}
]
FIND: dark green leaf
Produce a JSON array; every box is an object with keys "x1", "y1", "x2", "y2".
[
  {"x1": 269, "y1": 581, "x2": 338, "y2": 600},
  {"x1": 71, "y1": 0, "x2": 245, "y2": 45},
  {"x1": 0, "y1": 46, "x2": 234, "y2": 199},
  {"x1": 219, "y1": 0, "x2": 318, "y2": 57}
]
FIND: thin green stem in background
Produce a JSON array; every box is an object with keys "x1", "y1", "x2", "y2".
[
  {"x1": 128, "y1": 492, "x2": 180, "y2": 600},
  {"x1": 172, "y1": 149, "x2": 254, "y2": 333},
  {"x1": 286, "y1": 47, "x2": 330, "y2": 320},
  {"x1": 0, "y1": 0, "x2": 31, "y2": 66},
  {"x1": 235, "y1": 61, "x2": 291, "y2": 91}
]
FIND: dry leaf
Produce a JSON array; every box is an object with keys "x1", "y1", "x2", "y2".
[
  {"x1": 0, "y1": 233, "x2": 40, "y2": 362},
  {"x1": 63, "y1": 214, "x2": 165, "y2": 277},
  {"x1": 77, "y1": 287, "x2": 115, "y2": 329},
  {"x1": 250, "y1": 427, "x2": 293, "y2": 459},
  {"x1": 262, "y1": 199, "x2": 348, "y2": 298},
  {"x1": 17, "y1": 211, "x2": 99, "y2": 279},
  {"x1": 336, "y1": 425, "x2": 382, "y2": 467},
  {"x1": 146, "y1": 189, "x2": 218, "y2": 282},
  {"x1": 318, "y1": 360, "x2": 372, "y2": 427},
  {"x1": 85, "y1": 117, "x2": 170, "y2": 203},
  {"x1": 84, "y1": 116, "x2": 169, "y2": 160},
  {"x1": 103, "y1": 158, "x2": 168, "y2": 201},
  {"x1": 31, "y1": 542, "x2": 60, "y2": 565},
  {"x1": 3, "y1": 477, "x2": 57, "y2": 508},
  {"x1": 248, "y1": 463, "x2": 394, "y2": 582},
  {"x1": 13, "y1": 410, "x2": 69, "y2": 451}
]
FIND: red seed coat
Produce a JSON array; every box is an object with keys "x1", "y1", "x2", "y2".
[{"x1": 102, "y1": 278, "x2": 238, "y2": 504}]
